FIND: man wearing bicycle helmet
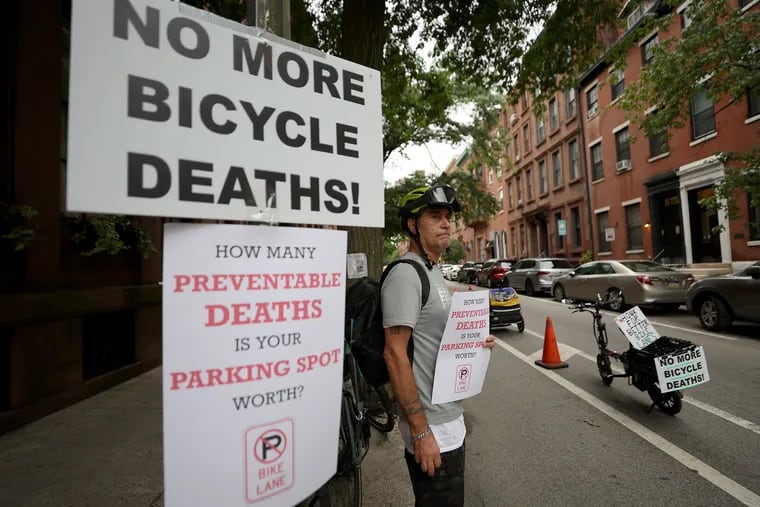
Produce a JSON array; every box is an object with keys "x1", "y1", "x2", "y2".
[{"x1": 382, "y1": 184, "x2": 495, "y2": 506}]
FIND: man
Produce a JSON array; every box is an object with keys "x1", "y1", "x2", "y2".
[{"x1": 382, "y1": 184, "x2": 496, "y2": 506}]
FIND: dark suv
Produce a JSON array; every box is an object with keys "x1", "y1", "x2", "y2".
[
  {"x1": 686, "y1": 262, "x2": 760, "y2": 331},
  {"x1": 476, "y1": 258, "x2": 516, "y2": 287},
  {"x1": 457, "y1": 261, "x2": 482, "y2": 283}
]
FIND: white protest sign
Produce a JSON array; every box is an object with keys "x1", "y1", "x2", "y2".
[
  {"x1": 162, "y1": 223, "x2": 346, "y2": 507},
  {"x1": 431, "y1": 291, "x2": 491, "y2": 403},
  {"x1": 614, "y1": 306, "x2": 659, "y2": 350},
  {"x1": 67, "y1": 0, "x2": 383, "y2": 227},
  {"x1": 654, "y1": 346, "x2": 710, "y2": 393}
]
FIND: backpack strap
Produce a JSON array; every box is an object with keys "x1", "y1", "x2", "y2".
[
  {"x1": 379, "y1": 258, "x2": 430, "y2": 307},
  {"x1": 379, "y1": 258, "x2": 433, "y2": 366}
]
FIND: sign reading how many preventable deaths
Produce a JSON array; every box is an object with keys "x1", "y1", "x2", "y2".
[
  {"x1": 432, "y1": 291, "x2": 492, "y2": 403},
  {"x1": 66, "y1": 0, "x2": 383, "y2": 227},
  {"x1": 162, "y1": 223, "x2": 346, "y2": 506}
]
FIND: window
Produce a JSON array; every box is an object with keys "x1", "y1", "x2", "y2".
[
  {"x1": 519, "y1": 224, "x2": 526, "y2": 255},
  {"x1": 571, "y1": 206, "x2": 582, "y2": 248},
  {"x1": 536, "y1": 115, "x2": 545, "y2": 144},
  {"x1": 611, "y1": 69, "x2": 625, "y2": 100},
  {"x1": 566, "y1": 88, "x2": 576, "y2": 118},
  {"x1": 591, "y1": 142, "x2": 603, "y2": 180},
  {"x1": 513, "y1": 133, "x2": 520, "y2": 160},
  {"x1": 615, "y1": 127, "x2": 631, "y2": 166},
  {"x1": 516, "y1": 173, "x2": 523, "y2": 203},
  {"x1": 526, "y1": 169, "x2": 533, "y2": 199},
  {"x1": 740, "y1": 0, "x2": 754, "y2": 8},
  {"x1": 496, "y1": 163, "x2": 502, "y2": 178},
  {"x1": 625, "y1": 203, "x2": 643, "y2": 250},
  {"x1": 538, "y1": 160, "x2": 547, "y2": 195},
  {"x1": 586, "y1": 85, "x2": 599, "y2": 118},
  {"x1": 642, "y1": 35, "x2": 658, "y2": 66},
  {"x1": 507, "y1": 182, "x2": 513, "y2": 208},
  {"x1": 647, "y1": 110, "x2": 668, "y2": 158},
  {"x1": 498, "y1": 188, "x2": 504, "y2": 211},
  {"x1": 748, "y1": 83, "x2": 760, "y2": 118},
  {"x1": 690, "y1": 87, "x2": 715, "y2": 140},
  {"x1": 680, "y1": 2, "x2": 693, "y2": 30},
  {"x1": 552, "y1": 150, "x2": 562, "y2": 187},
  {"x1": 597, "y1": 211, "x2": 611, "y2": 252},
  {"x1": 511, "y1": 226, "x2": 517, "y2": 256},
  {"x1": 549, "y1": 99, "x2": 558, "y2": 131},
  {"x1": 749, "y1": 195, "x2": 760, "y2": 241},
  {"x1": 555, "y1": 213, "x2": 564, "y2": 250},
  {"x1": 568, "y1": 139, "x2": 580, "y2": 179},
  {"x1": 489, "y1": 168, "x2": 493, "y2": 184},
  {"x1": 523, "y1": 123, "x2": 531, "y2": 152}
]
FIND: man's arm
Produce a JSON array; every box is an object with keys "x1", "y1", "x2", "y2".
[{"x1": 383, "y1": 325, "x2": 441, "y2": 476}]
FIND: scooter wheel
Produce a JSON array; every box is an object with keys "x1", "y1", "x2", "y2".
[
  {"x1": 596, "y1": 353, "x2": 613, "y2": 385},
  {"x1": 517, "y1": 320, "x2": 525, "y2": 333},
  {"x1": 647, "y1": 386, "x2": 683, "y2": 415}
]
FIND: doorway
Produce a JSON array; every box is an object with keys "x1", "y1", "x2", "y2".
[{"x1": 688, "y1": 186, "x2": 721, "y2": 263}]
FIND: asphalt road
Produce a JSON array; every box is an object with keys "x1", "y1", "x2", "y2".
[{"x1": 436, "y1": 280, "x2": 760, "y2": 506}]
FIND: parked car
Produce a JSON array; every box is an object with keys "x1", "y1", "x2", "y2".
[
  {"x1": 440, "y1": 264, "x2": 454, "y2": 278},
  {"x1": 445, "y1": 264, "x2": 462, "y2": 281},
  {"x1": 551, "y1": 260, "x2": 695, "y2": 311},
  {"x1": 457, "y1": 261, "x2": 483, "y2": 283},
  {"x1": 507, "y1": 258, "x2": 575, "y2": 296},
  {"x1": 476, "y1": 258, "x2": 516, "y2": 287},
  {"x1": 686, "y1": 262, "x2": 760, "y2": 331}
]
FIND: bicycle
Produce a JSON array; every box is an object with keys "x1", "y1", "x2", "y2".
[
  {"x1": 359, "y1": 377, "x2": 395, "y2": 433},
  {"x1": 307, "y1": 338, "x2": 370, "y2": 507},
  {"x1": 566, "y1": 294, "x2": 689, "y2": 415}
]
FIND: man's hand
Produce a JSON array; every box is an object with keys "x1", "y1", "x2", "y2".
[
  {"x1": 482, "y1": 334, "x2": 496, "y2": 350},
  {"x1": 414, "y1": 433, "x2": 441, "y2": 477}
]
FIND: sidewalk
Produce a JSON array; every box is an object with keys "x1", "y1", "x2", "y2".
[{"x1": 0, "y1": 367, "x2": 412, "y2": 506}]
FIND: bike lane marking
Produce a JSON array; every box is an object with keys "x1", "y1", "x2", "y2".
[
  {"x1": 521, "y1": 328, "x2": 760, "y2": 437},
  {"x1": 496, "y1": 338, "x2": 760, "y2": 506}
]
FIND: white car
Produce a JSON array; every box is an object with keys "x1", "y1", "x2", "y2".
[{"x1": 445, "y1": 264, "x2": 462, "y2": 281}]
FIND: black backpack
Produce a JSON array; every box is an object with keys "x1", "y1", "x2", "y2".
[{"x1": 345, "y1": 259, "x2": 430, "y2": 387}]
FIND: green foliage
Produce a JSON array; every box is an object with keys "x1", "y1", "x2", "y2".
[
  {"x1": 63, "y1": 215, "x2": 156, "y2": 258},
  {"x1": 383, "y1": 236, "x2": 401, "y2": 265},
  {"x1": 579, "y1": 249, "x2": 593, "y2": 265},
  {"x1": 0, "y1": 203, "x2": 37, "y2": 251},
  {"x1": 442, "y1": 238, "x2": 465, "y2": 263}
]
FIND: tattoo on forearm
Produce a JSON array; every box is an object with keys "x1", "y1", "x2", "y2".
[
  {"x1": 400, "y1": 398, "x2": 424, "y2": 416},
  {"x1": 389, "y1": 326, "x2": 403, "y2": 335}
]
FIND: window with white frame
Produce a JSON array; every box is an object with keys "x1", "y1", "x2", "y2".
[
  {"x1": 513, "y1": 133, "x2": 520, "y2": 159},
  {"x1": 552, "y1": 150, "x2": 562, "y2": 187},
  {"x1": 549, "y1": 98, "x2": 558, "y2": 131},
  {"x1": 611, "y1": 69, "x2": 625, "y2": 100},
  {"x1": 749, "y1": 194, "x2": 760, "y2": 241},
  {"x1": 648, "y1": 110, "x2": 668, "y2": 158},
  {"x1": 508, "y1": 181, "x2": 513, "y2": 208},
  {"x1": 591, "y1": 142, "x2": 603, "y2": 180},
  {"x1": 555, "y1": 212, "x2": 564, "y2": 249},
  {"x1": 690, "y1": 87, "x2": 715, "y2": 140},
  {"x1": 615, "y1": 127, "x2": 631, "y2": 167},
  {"x1": 568, "y1": 139, "x2": 580, "y2": 179},
  {"x1": 523, "y1": 123, "x2": 531, "y2": 152},
  {"x1": 516, "y1": 173, "x2": 523, "y2": 203},
  {"x1": 679, "y1": 2, "x2": 693, "y2": 30},
  {"x1": 748, "y1": 83, "x2": 760, "y2": 118},
  {"x1": 566, "y1": 88, "x2": 576, "y2": 118},
  {"x1": 536, "y1": 115, "x2": 545, "y2": 144},
  {"x1": 539, "y1": 159, "x2": 547, "y2": 195},
  {"x1": 597, "y1": 211, "x2": 611, "y2": 252},
  {"x1": 625, "y1": 203, "x2": 643, "y2": 250},
  {"x1": 642, "y1": 35, "x2": 658, "y2": 66},
  {"x1": 571, "y1": 206, "x2": 582, "y2": 248},
  {"x1": 586, "y1": 85, "x2": 599, "y2": 117},
  {"x1": 498, "y1": 188, "x2": 504, "y2": 211},
  {"x1": 526, "y1": 168, "x2": 533, "y2": 199}
]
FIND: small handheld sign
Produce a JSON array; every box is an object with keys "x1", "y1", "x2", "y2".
[{"x1": 614, "y1": 306, "x2": 659, "y2": 350}]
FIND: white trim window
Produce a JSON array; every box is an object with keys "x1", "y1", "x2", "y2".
[
  {"x1": 586, "y1": 85, "x2": 599, "y2": 118},
  {"x1": 568, "y1": 138, "x2": 580, "y2": 179},
  {"x1": 690, "y1": 87, "x2": 716, "y2": 140}
]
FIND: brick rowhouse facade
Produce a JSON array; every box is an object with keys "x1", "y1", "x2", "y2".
[{"x1": 456, "y1": 0, "x2": 758, "y2": 270}]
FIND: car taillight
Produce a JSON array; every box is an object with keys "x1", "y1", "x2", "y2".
[
  {"x1": 686, "y1": 275, "x2": 695, "y2": 282},
  {"x1": 636, "y1": 275, "x2": 661, "y2": 285},
  {"x1": 538, "y1": 271, "x2": 550, "y2": 276}
]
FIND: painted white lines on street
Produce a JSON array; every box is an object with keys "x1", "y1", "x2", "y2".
[
  {"x1": 495, "y1": 338, "x2": 760, "y2": 506},
  {"x1": 521, "y1": 328, "x2": 760, "y2": 437}
]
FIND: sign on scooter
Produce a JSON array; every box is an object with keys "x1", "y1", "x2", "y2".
[
  {"x1": 614, "y1": 306, "x2": 659, "y2": 350},
  {"x1": 654, "y1": 346, "x2": 710, "y2": 393}
]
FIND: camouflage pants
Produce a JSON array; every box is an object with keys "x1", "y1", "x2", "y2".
[{"x1": 404, "y1": 440, "x2": 465, "y2": 507}]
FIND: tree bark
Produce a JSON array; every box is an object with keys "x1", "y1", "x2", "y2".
[{"x1": 340, "y1": 0, "x2": 385, "y2": 277}]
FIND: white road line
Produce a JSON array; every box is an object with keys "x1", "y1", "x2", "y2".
[
  {"x1": 521, "y1": 327, "x2": 760, "y2": 437},
  {"x1": 495, "y1": 338, "x2": 760, "y2": 506}
]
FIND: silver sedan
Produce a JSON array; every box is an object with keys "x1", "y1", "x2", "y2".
[{"x1": 551, "y1": 260, "x2": 695, "y2": 311}]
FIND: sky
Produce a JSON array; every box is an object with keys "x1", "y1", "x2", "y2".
[{"x1": 383, "y1": 140, "x2": 465, "y2": 185}]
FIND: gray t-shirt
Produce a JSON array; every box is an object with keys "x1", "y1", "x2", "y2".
[{"x1": 381, "y1": 253, "x2": 462, "y2": 425}]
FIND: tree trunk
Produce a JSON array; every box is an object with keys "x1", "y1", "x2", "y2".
[{"x1": 340, "y1": 0, "x2": 385, "y2": 278}]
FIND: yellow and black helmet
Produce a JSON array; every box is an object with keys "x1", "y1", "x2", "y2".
[{"x1": 399, "y1": 184, "x2": 461, "y2": 231}]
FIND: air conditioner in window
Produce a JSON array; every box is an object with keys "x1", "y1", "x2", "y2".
[
  {"x1": 616, "y1": 159, "x2": 632, "y2": 172},
  {"x1": 510, "y1": 113, "x2": 518, "y2": 124},
  {"x1": 587, "y1": 104, "x2": 598, "y2": 118}
]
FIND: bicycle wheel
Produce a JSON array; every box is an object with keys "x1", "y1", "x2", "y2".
[{"x1": 364, "y1": 383, "x2": 395, "y2": 433}]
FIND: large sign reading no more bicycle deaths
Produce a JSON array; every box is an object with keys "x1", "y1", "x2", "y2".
[{"x1": 66, "y1": 0, "x2": 383, "y2": 227}]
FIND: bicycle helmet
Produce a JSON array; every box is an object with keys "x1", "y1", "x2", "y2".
[{"x1": 399, "y1": 184, "x2": 461, "y2": 232}]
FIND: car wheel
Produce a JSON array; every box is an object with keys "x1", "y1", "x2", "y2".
[
  {"x1": 553, "y1": 284, "x2": 565, "y2": 302},
  {"x1": 525, "y1": 279, "x2": 536, "y2": 297},
  {"x1": 606, "y1": 288, "x2": 626, "y2": 312},
  {"x1": 487, "y1": 278, "x2": 493, "y2": 288},
  {"x1": 698, "y1": 296, "x2": 732, "y2": 331}
]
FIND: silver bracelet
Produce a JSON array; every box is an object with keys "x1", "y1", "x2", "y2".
[{"x1": 410, "y1": 426, "x2": 431, "y2": 442}]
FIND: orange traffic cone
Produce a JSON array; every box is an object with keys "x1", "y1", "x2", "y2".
[{"x1": 535, "y1": 317, "x2": 568, "y2": 369}]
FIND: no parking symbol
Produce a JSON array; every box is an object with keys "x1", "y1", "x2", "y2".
[
  {"x1": 455, "y1": 364, "x2": 471, "y2": 393},
  {"x1": 245, "y1": 419, "x2": 294, "y2": 502}
]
